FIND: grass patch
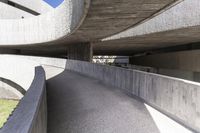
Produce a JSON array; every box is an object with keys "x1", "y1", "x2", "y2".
[{"x1": 0, "y1": 99, "x2": 18, "y2": 128}]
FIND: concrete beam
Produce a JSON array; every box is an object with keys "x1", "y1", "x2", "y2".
[
  {"x1": 92, "y1": 0, "x2": 200, "y2": 55},
  {"x1": 67, "y1": 43, "x2": 93, "y2": 62},
  {"x1": 130, "y1": 49, "x2": 200, "y2": 72},
  {"x1": 104, "y1": 0, "x2": 199, "y2": 41}
]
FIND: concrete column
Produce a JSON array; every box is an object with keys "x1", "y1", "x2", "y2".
[{"x1": 67, "y1": 43, "x2": 93, "y2": 62}]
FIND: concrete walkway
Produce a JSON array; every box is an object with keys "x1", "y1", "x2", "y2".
[{"x1": 45, "y1": 66, "x2": 192, "y2": 133}]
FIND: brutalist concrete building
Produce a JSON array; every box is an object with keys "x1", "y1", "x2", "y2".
[{"x1": 0, "y1": 0, "x2": 200, "y2": 133}]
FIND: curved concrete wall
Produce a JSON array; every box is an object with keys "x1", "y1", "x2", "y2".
[
  {"x1": 65, "y1": 60, "x2": 200, "y2": 132},
  {"x1": 0, "y1": 0, "x2": 87, "y2": 45},
  {"x1": 25, "y1": 56, "x2": 200, "y2": 132},
  {"x1": 104, "y1": 0, "x2": 200, "y2": 41},
  {"x1": 0, "y1": 56, "x2": 39, "y2": 91},
  {"x1": 1, "y1": 55, "x2": 199, "y2": 132},
  {"x1": 0, "y1": 77, "x2": 25, "y2": 100},
  {"x1": 0, "y1": 67, "x2": 47, "y2": 133}
]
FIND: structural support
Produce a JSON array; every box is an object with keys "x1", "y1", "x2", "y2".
[
  {"x1": 130, "y1": 49, "x2": 200, "y2": 72},
  {"x1": 67, "y1": 43, "x2": 93, "y2": 62}
]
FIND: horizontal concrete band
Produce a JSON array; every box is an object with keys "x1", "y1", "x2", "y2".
[
  {"x1": 0, "y1": 67, "x2": 47, "y2": 133},
  {"x1": 1, "y1": 55, "x2": 199, "y2": 132},
  {"x1": 0, "y1": 0, "x2": 87, "y2": 45},
  {"x1": 130, "y1": 49, "x2": 200, "y2": 72}
]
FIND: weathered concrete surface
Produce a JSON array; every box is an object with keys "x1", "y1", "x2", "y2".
[
  {"x1": 104, "y1": 0, "x2": 199, "y2": 41},
  {"x1": 0, "y1": 0, "x2": 87, "y2": 45},
  {"x1": 0, "y1": 67, "x2": 47, "y2": 133},
  {"x1": 2, "y1": 55, "x2": 199, "y2": 132},
  {"x1": 65, "y1": 60, "x2": 200, "y2": 132},
  {"x1": 93, "y1": 0, "x2": 200, "y2": 55},
  {"x1": 126, "y1": 64, "x2": 200, "y2": 82},
  {"x1": 0, "y1": 0, "x2": 179, "y2": 56},
  {"x1": 68, "y1": 43, "x2": 93, "y2": 61},
  {"x1": 130, "y1": 49, "x2": 200, "y2": 72},
  {"x1": 0, "y1": 56, "x2": 39, "y2": 91},
  {"x1": 46, "y1": 68, "x2": 160, "y2": 133},
  {"x1": 46, "y1": 66, "x2": 192, "y2": 133},
  {"x1": 65, "y1": 0, "x2": 178, "y2": 42},
  {"x1": 0, "y1": 2, "x2": 34, "y2": 19}
]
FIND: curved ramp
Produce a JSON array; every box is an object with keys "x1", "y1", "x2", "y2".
[{"x1": 46, "y1": 66, "x2": 192, "y2": 133}]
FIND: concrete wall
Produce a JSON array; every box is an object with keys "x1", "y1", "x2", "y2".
[
  {"x1": 104, "y1": 0, "x2": 200, "y2": 41},
  {"x1": 68, "y1": 43, "x2": 93, "y2": 61},
  {"x1": 0, "y1": 0, "x2": 87, "y2": 45},
  {"x1": 126, "y1": 64, "x2": 200, "y2": 82},
  {"x1": 0, "y1": 56, "x2": 39, "y2": 91},
  {"x1": 2, "y1": 55, "x2": 200, "y2": 132},
  {"x1": 0, "y1": 55, "x2": 47, "y2": 133},
  {"x1": 0, "y1": 77, "x2": 25, "y2": 100},
  {"x1": 65, "y1": 60, "x2": 200, "y2": 132},
  {"x1": 130, "y1": 49, "x2": 200, "y2": 72},
  {"x1": 0, "y1": 67, "x2": 47, "y2": 133},
  {"x1": 11, "y1": 0, "x2": 53, "y2": 14},
  {"x1": 0, "y1": 2, "x2": 34, "y2": 19}
]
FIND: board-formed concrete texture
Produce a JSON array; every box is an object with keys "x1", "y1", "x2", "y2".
[
  {"x1": 64, "y1": 60, "x2": 200, "y2": 132},
  {"x1": 130, "y1": 49, "x2": 200, "y2": 72},
  {"x1": 96, "y1": 0, "x2": 200, "y2": 55},
  {"x1": 0, "y1": 0, "x2": 178, "y2": 47},
  {"x1": 1, "y1": 0, "x2": 200, "y2": 56},
  {"x1": 1, "y1": 0, "x2": 200, "y2": 132},
  {"x1": 2, "y1": 55, "x2": 198, "y2": 132}
]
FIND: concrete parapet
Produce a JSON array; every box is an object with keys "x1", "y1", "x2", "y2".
[
  {"x1": 0, "y1": 77, "x2": 25, "y2": 100},
  {"x1": 65, "y1": 60, "x2": 200, "y2": 132},
  {"x1": 0, "y1": 67, "x2": 47, "y2": 133},
  {"x1": 0, "y1": 55, "x2": 47, "y2": 133},
  {"x1": 2, "y1": 55, "x2": 200, "y2": 132}
]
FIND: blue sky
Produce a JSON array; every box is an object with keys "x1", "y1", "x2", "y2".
[{"x1": 43, "y1": 0, "x2": 64, "y2": 8}]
